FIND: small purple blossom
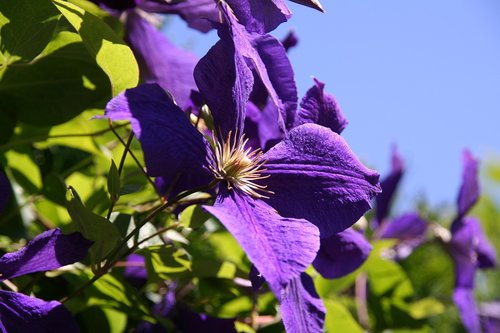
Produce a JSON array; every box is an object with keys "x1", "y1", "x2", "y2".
[
  {"x1": 0, "y1": 228, "x2": 92, "y2": 332},
  {"x1": 447, "y1": 150, "x2": 497, "y2": 333}
]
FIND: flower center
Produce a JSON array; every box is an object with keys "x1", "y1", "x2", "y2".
[{"x1": 210, "y1": 131, "x2": 272, "y2": 199}]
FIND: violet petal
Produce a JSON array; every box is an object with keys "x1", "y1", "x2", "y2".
[
  {"x1": 224, "y1": 0, "x2": 291, "y2": 34},
  {"x1": 104, "y1": 84, "x2": 215, "y2": 197},
  {"x1": 0, "y1": 290, "x2": 80, "y2": 333},
  {"x1": 125, "y1": 11, "x2": 198, "y2": 108},
  {"x1": 313, "y1": 228, "x2": 372, "y2": 279},
  {"x1": 0, "y1": 229, "x2": 91, "y2": 281},
  {"x1": 139, "y1": 0, "x2": 219, "y2": 33},
  {"x1": 123, "y1": 254, "x2": 148, "y2": 290},
  {"x1": 270, "y1": 273, "x2": 326, "y2": 333},
  {"x1": 294, "y1": 78, "x2": 348, "y2": 134},
  {"x1": 453, "y1": 287, "x2": 481, "y2": 333},
  {"x1": 281, "y1": 30, "x2": 298, "y2": 52},
  {"x1": 195, "y1": 37, "x2": 253, "y2": 137},
  {"x1": 204, "y1": 189, "x2": 320, "y2": 285},
  {"x1": 0, "y1": 170, "x2": 11, "y2": 215},
  {"x1": 450, "y1": 217, "x2": 479, "y2": 289},
  {"x1": 457, "y1": 149, "x2": 480, "y2": 219},
  {"x1": 375, "y1": 145, "x2": 404, "y2": 223},
  {"x1": 378, "y1": 212, "x2": 427, "y2": 240},
  {"x1": 263, "y1": 123, "x2": 381, "y2": 237}
]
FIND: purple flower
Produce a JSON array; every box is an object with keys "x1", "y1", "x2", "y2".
[
  {"x1": 0, "y1": 228, "x2": 92, "y2": 332},
  {"x1": 448, "y1": 150, "x2": 497, "y2": 333},
  {"x1": 123, "y1": 253, "x2": 148, "y2": 290},
  {"x1": 104, "y1": 82, "x2": 380, "y2": 332}
]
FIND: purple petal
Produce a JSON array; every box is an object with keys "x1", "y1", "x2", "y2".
[
  {"x1": 177, "y1": 307, "x2": 236, "y2": 333},
  {"x1": 378, "y1": 212, "x2": 427, "y2": 240},
  {"x1": 249, "y1": 265, "x2": 265, "y2": 291},
  {"x1": 453, "y1": 287, "x2": 481, "y2": 333},
  {"x1": 252, "y1": 34, "x2": 298, "y2": 130},
  {"x1": 0, "y1": 229, "x2": 91, "y2": 281},
  {"x1": 0, "y1": 170, "x2": 11, "y2": 215},
  {"x1": 0, "y1": 290, "x2": 80, "y2": 333},
  {"x1": 259, "y1": 101, "x2": 286, "y2": 150},
  {"x1": 139, "y1": 0, "x2": 219, "y2": 33},
  {"x1": 288, "y1": 0, "x2": 324, "y2": 12},
  {"x1": 204, "y1": 189, "x2": 320, "y2": 285},
  {"x1": 281, "y1": 30, "x2": 299, "y2": 52},
  {"x1": 104, "y1": 84, "x2": 215, "y2": 197},
  {"x1": 195, "y1": 37, "x2": 253, "y2": 137},
  {"x1": 124, "y1": 254, "x2": 148, "y2": 290},
  {"x1": 375, "y1": 145, "x2": 404, "y2": 223},
  {"x1": 243, "y1": 102, "x2": 263, "y2": 151},
  {"x1": 294, "y1": 78, "x2": 348, "y2": 134},
  {"x1": 450, "y1": 217, "x2": 480, "y2": 289},
  {"x1": 262, "y1": 123, "x2": 381, "y2": 237},
  {"x1": 457, "y1": 149, "x2": 480, "y2": 218},
  {"x1": 312, "y1": 228, "x2": 372, "y2": 279},
  {"x1": 125, "y1": 12, "x2": 198, "y2": 109},
  {"x1": 224, "y1": 0, "x2": 291, "y2": 34},
  {"x1": 270, "y1": 273, "x2": 326, "y2": 333}
]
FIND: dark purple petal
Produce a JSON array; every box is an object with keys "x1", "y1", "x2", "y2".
[
  {"x1": 262, "y1": 124, "x2": 381, "y2": 237},
  {"x1": 252, "y1": 34, "x2": 298, "y2": 130},
  {"x1": 224, "y1": 0, "x2": 291, "y2": 34},
  {"x1": 244, "y1": 102, "x2": 262, "y2": 151},
  {"x1": 177, "y1": 307, "x2": 236, "y2": 333},
  {"x1": 204, "y1": 189, "x2": 320, "y2": 286},
  {"x1": 0, "y1": 229, "x2": 91, "y2": 281},
  {"x1": 312, "y1": 228, "x2": 372, "y2": 279},
  {"x1": 139, "y1": 0, "x2": 219, "y2": 33},
  {"x1": 134, "y1": 284, "x2": 176, "y2": 333},
  {"x1": 270, "y1": 273, "x2": 325, "y2": 333},
  {"x1": 0, "y1": 170, "x2": 11, "y2": 215},
  {"x1": 124, "y1": 254, "x2": 148, "y2": 290},
  {"x1": 0, "y1": 290, "x2": 80, "y2": 333},
  {"x1": 288, "y1": 0, "x2": 324, "y2": 12},
  {"x1": 375, "y1": 145, "x2": 404, "y2": 223},
  {"x1": 476, "y1": 231, "x2": 497, "y2": 269},
  {"x1": 125, "y1": 12, "x2": 198, "y2": 109},
  {"x1": 449, "y1": 217, "x2": 479, "y2": 289},
  {"x1": 104, "y1": 84, "x2": 215, "y2": 197},
  {"x1": 281, "y1": 30, "x2": 298, "y2": 52},
  {"x1": 259, "y1": 101, "x2": 286, "y2": 151},
  {"x1": 457, "y1": 149, "x2": 480, "y2": 219},
  {"x1": 294, "y1": 78, "x2": 348, "y2": 134},
  {"x1": 480, "y1": 302, "x2": 500, "y2": 333},
  {"x1": 195, "y1": 37, "x2": 253, "y2": 137},
  {"x1": 453, "y1": 287, "x2": 481, "y2": 333},
  {"x1": 378, "y1": 212, "x2": 427, "y2": 240},
  {"x1": 249, "y1": 265, "x2": 265, "y2": 291}
]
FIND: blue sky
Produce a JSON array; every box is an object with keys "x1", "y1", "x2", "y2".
[{"x1": 163, "y1": 0, "x2": 500, "y2": 212}]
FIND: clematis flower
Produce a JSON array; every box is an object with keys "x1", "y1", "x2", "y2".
[
  {"x1": 446, "y1": 150, "x2": 497, "y2": 333},
  {"x1": 0, "y1": 228, "x2": 92, "y2": 332},
  {"x1": 104, "y1": 81, "x2": 380, "y2": 332}
]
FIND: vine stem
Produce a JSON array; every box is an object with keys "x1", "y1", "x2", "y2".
[
  {"x1": 355, "y1": 272, "x2": 370, "y2": 329},
  {"x1": 106, "y1": 131, "x2": 134, "y2": 220},
  {"x1": 108, "y1": 123, "x2": 158, "y2": 192}
]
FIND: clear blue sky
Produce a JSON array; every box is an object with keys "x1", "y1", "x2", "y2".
[{"x1": 163, "y1": 0, "x2": 500, "y2": 212}]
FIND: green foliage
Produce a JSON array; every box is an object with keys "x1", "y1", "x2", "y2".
[
  {"x1": 66, "y1": 186, "x2": 120, "y2": 266},
  {"x1": 324, "y1": 300, "x2": 363, "y2": 333},
  {"x1": 107, "y1": 160, "x2": 120, "y2": 202},
  {"x1": 52, "y1": 0, "x2": 139, "y2": 96}
]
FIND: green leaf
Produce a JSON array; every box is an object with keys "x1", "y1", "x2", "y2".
[
  {"x1": 107, "y1": 160, "x2": 120, "y2": 202},
  {"x1": 140, "y1": 244, "x2": 191, "y2": 281},
  {"x1": 0, "y1": 110, "x2": 16, "y2": 144},
  {"x1": 66, "y1": 186, "x2": 120, "y2": 265},
  {"x1": 407, "y1": 298, "x2": 445, "y2": 320},
  {"x1": 179, "y1": 204, "x2": 211, "y2": 229},
  {"x1": 324, "y1": 300, "x2": 363, "y2": 333},
  {"x1": 0, "y1": 0, "x2": 60, "y2": 64},
  {"x1": 0, "y1": 31, "x2": 111, "y2": 126},
  {"x1": 52, "y1": 0, "x2": 139, "y2": 96}
]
